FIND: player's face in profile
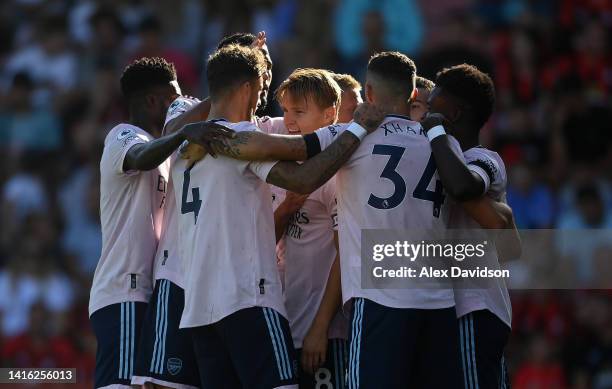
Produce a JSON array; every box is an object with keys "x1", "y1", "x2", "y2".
[
  {"x1": 257, "y1": 44, "x2": 273, "y2": 112},
  {"x1": 410, "y1": 88, "x2": 430, "y2": 122},
  {"x1": 250, "y1": 75, "x2": 265, "y2": 112},
  {"x1": 427, "y1": 86, "x2": 454, "y2": 121},
  {"x1": 338, "y1": 88, "x2": 362, "y2": 123},
  {"x1": 148, "y1": 83, "x2": 181, "y2": 125},
  {"x1": 281, "y1": 93, "x2": 334, "y2": 135}
]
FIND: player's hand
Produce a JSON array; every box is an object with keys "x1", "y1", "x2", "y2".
[
  {"x1": 251, "y1": 31, "x2": 266, "y2": 49},
  {"x1": 301, "y1": 323, "x2": 328, "y2": 375},
  {"x1": 180, "y1": 121, "x2": 236, "y2": 158},
  {"x1": 278, "y1": 192, "x2": 309, "y2": 214},
  {"x1": 179, "y1": 141, "x2": 207, "y2": 165},
  {"x1": 352, "y1": 102, "x2": 386, "y2": 134},
  {"x1": 421, "y1": 112, "x2": 450, "y2": 132}
]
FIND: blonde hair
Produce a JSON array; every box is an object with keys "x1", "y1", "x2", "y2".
[
  {"x1": 275, "y1": 68, "x2": 341, "y2": 112},
  {"x1": 331, "y1": 72, "x2": 362, "y2": 93}
]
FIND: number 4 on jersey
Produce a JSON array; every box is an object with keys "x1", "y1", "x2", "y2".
[
  {"x1": 181, "y1": 166, "x2": 202, "y2": 224},
  {"x1": 413, "y1": 153, "x2": 445, "y2": 217}
]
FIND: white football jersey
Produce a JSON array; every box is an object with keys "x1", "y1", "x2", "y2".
[
  {"x1": 89, "y1": 124, "x2": 168, "y2": 316},
  {"x1": 256, "y1": 116, "x2": 288, "y2": 284},
  {"x1": 450, "y1": 147, "x2": 512, "y2": 327},
  {"x1": 173, "y1": 120, "x2": 285, "y2": 328},
  {"x1": 315, "y1": 116, "x2": 462, "y2": 310},
  {"x1": 152, "y1": 96, "x2": 201, "y2": 288},
  {"x1": 283, "y1": 177, "x2": 347, "y2": 347}
]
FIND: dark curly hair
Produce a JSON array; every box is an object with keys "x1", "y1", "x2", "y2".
[
  {"x1": 435, "y1": 64, "x2": 495, "y2": 129},
  {"x1": 120, "y1": 57, "x2": 176, "y2": 99}
]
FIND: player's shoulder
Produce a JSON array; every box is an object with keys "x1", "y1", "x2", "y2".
[
  {"x1": 104, "y1": 123, "x2": 151, "y2": 146},
  {"x1": 168, "y1": 96, "x2": 199, "y2": 115},
  {"x1": 216, "y1": 120, "x2": 258, "y2": 133},
  {"x1": 465, "y1": 146, "x2": 504, "y2": 167},
  {"x1": 321, "y1": 123, "x2": 350, "y2": 139},
  {"x1": 466, "y1": 146, "x2": 507, "y2": 185},
  {"x1": 255, "y1": 115, "x2": 288, "y2": 135}
]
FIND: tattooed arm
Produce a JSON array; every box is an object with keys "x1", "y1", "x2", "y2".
[
  {"x1": 210, "y1": 131, "x2": 310, "y2": 161},
  {"x1": 265, "y1": 131, "x2": 362, "y2": 193},
  {"x1": 185, "y1": 102, "x2": 385, "y2": 164}
]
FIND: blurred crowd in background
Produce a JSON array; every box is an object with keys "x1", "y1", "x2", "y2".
[{"x1": 0, "y1": 0, "x2": 610, "y2": 387}]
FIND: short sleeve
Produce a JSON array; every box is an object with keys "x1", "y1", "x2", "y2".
[
  {"x1": 465, "y1": 149, "x2": 503, "y2": 195},
  {"x1": 314, "y1": 124, "x2": 347, "y2": 151},
  {"x1": 257, "y1": 116, "x2": 287, "y2": 135},
  {"x1": 248, "y1": 160, "x2": 280, "y2": 182},
  {"x1": 165, "y1": 96, "x2": 200, "y2": 126},
  {"x1": 106, "y1": 127, "x2": 149, "y2": 176}
]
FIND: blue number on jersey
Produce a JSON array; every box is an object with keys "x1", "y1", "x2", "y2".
[
  {"x1": 368, "y1": 145, "x2": 407, "y2": 209},
  {"x1": 181, "y1": 166, "x2": 202, "y2": 224},
  {"x1": 412, "y1": 153, "x2": 445, "y2": 217}
]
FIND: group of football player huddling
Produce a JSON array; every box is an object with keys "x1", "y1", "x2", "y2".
[{"x1": 89, "y1": 31, "x2": 520, "y2": 389}]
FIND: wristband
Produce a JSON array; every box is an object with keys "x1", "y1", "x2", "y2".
[
  {"x1": 303, "y1": 133, "x2": 322, "y2": 159},
  {"x1": 346, "y1": 122, "x2": 368, "y2": 141},
  {"x1": 427, "y1": 125, "x2": 446, "y2": 142}
]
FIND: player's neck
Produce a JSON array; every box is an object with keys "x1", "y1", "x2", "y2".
[
  {"x1": 209, "y1": 98, "x2": 252, "y2": 123},
  {"x1": 454, "y1": 126, "x2": 479, "y2": 151},
  {"x1": 379, "y1": 101, "x2": 411, "y2": 118},
  {"x1": 129, "y1": 112, "x2": 162, "y2": 138}
]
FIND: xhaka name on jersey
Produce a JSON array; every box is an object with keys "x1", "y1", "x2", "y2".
[{"x1": 380, "y1": 121, "x2": 425, "y2": 137}]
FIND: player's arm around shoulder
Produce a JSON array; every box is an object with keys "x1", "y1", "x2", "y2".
[
  {"x1": 264, "y1": 102, "x2": 386, "y2": 194},
  {"x1": 421, "y1": 114, "x2": 485, "y2": 201},
  {"x1": 163, "y1": 96, "x2": 211, "y2": 135},
  {"x1": 124, "y1": 120, "x2": 235, "y2": 172}
]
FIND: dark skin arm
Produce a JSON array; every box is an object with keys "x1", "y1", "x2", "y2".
[
  {"x1": 123, "y1": 121, "x2": 234, "y2": 172},
  {"x1": 421, "y1": 115, "x2": 522, "y2": 260},
  {"x1": 421, "y1": 114, "x2": 485, "y2": 201},
  {"x1": 491, "y1": 201, "x2": 522, "y2": 262}
]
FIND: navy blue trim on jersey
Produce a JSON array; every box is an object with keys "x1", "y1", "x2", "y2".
[{"x1": 468, "y1": 160, "x2": 495, "y2": 184}]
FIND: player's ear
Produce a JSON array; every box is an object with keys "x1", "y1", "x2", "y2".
[
  {"x1": 408, "y1": 88, "x2": 418, "y2": 104},
  {"x1": 365, "y1": 82, "x2": 374, "y2": 103},
  {"x1": 449, "y1": 106, "x2": 462, "y2": 123},
  {"x1": 323, "y1": 105, "x2": 337, "y2": 124},
  {"x1": 144, "y1": 93, "x2": 157, "y2": 108}
]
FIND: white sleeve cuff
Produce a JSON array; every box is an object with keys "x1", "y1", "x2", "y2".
[{"x1": 427, "y1": 125, "x2": 446, "y2": 142}]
